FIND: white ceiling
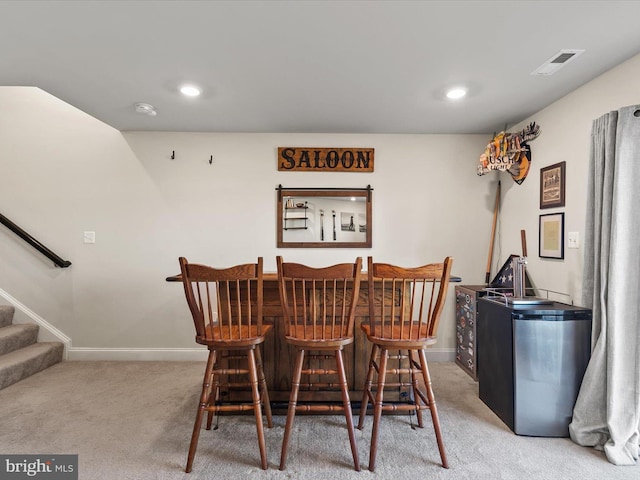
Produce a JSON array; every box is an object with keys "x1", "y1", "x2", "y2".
[{"x1": 2, "y1": 0, "x2": 640, "y2": 134}]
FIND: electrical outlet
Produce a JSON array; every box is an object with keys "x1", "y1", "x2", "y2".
[
  {"x1": 568, "y1": 231, "x2": 579, "y2": 249},
  {"x1": 83, "y1": 231, "x2": 96, "y2": 244}
]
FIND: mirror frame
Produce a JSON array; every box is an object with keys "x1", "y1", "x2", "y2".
[{"x1": 276, "y1": 186, "x2": 372, "y2": 248}]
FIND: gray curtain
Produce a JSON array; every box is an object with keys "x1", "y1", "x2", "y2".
[{"x1": 569, "y1": 105, "x2": 640, "y2": 465}]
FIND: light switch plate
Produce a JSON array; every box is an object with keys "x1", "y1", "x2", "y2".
[
  {"x1": 83, "y1": 231, "x2": 96, "y2": 244},
  {"x1": 568, "y1": 231, "x2": 579, "y2": 249}
]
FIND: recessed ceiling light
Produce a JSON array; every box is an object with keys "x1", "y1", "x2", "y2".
[
  {"x1": 446, "y1": 87, "x2": 467, "y2": 100},
  {"x1": 180, "y1": 84, "x2": 201, "y2": 97}
]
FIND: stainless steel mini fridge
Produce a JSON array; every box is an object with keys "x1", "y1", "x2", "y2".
[{"x1": 477, "y1": 297, "x2": 592, "y2": 437}]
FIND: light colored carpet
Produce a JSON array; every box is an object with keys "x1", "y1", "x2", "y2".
[{"x1": 0, "y1": 361, "x2": 636, "y2": 479}]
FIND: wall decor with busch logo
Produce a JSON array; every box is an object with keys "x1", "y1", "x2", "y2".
[{"x1": 477, "y1": 122, "x2": 541, "y2": 184}]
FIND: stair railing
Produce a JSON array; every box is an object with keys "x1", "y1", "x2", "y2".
[{"x1": 0, "y1": 212, "x2": 71, "y2": 268}]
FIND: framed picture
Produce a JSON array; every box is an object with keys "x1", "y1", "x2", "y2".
[
  {"x1": 540, "y1": 161, "x2": 566, "y2": 209},
  {"x1": 539, "y1": 212, "x2": 564, "y2": 259},
  {"x1": 340, "y1": 212, "x2": 356, "y2": 232}
]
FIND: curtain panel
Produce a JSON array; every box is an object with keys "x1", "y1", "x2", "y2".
[{"x1": 569, "y1": 105, "x2": 640, "y2": 465}]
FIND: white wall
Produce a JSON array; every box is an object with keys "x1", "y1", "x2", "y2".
[
  {"x1": 499, "y1": 53, "x2": 640, "y2": 305},
  {"x1": 7, "y1": 50, "x2": 636, "y2": 359},
  {"x1": 0, "y1": 86, "x2": 492, "y2": 359}
]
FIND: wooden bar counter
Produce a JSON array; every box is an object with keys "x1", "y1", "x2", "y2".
[
  {"x1": 169, "y1": 271, "x2": 459, "y2": 408},
  {"x1": 169, "y1": 272, "x2": 391, "y2": 406}
]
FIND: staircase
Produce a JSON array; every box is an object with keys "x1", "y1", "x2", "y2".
[{"x1": 0, "y1": 305, "x2": 64, "y2": 390}]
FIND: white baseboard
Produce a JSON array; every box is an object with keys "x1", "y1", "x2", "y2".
[
  {"x1": 67, "y1": 347, "x2": 455, "y2": 362},
  {"x1": 424, "y1": 348, "x2": 456, "y2": 362},
  {"x1": 67, "y1": 347, "x2": 209, "y2": 361}
]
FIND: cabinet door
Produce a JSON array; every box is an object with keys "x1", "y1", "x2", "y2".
[{"x1": 455, "y1": 286, "x2": 478, "y2": 380}]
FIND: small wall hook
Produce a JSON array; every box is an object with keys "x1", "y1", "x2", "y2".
[
  {"x1": 171, "y1": 150, "x2": 175, "y2": 160},
  {"x1": 209, "y1": 155, "x2": 213, "y2": 165}
]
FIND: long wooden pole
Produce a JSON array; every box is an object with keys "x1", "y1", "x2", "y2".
[{"x1": 485, "y1": 180, "x2": 501, "y2": 284}]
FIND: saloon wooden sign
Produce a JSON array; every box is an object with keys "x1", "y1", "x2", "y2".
[{"x1": 278, "y1": 147, "x2": 374, "y2": 172}]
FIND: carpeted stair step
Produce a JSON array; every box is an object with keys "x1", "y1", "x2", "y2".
[
  {"x1": 0, "y1": 342, "x2": 64, "y2": 390},
  {"x1": 0, "y1": 323, "x2": 39, "y2": 356},
  {"x1": 0, "y1": 305, "x2": 15, "y2": 328}
]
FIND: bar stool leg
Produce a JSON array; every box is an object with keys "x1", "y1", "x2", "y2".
[
  {"x1": 247, "y1": 348, "x2": 268, "y2": 470},
  {"x1": 279, "y1": 348, "x2": 305, "y2": 470},
  {"x1": 205, "y1": 355, "x2": 220, "y2": 431},
  {"x1": 186, "y1": 349, "x2": 216, "y2": 473},
  {"x1": 255, "y1": 346, "x2": 273, "y2": 428},
  {"x1": 335, "y1": 348, "x2": 361, "y2": 471},
  {"x1": 408, "y1": 349, "x2": 425, "y2": 428},
  {"x1": 358, "y1": 344, "x2": 378, "y2": 430},
  {"x1": 368, "y1": 347, "x2": 389, "y2": 472},
  {"x1": 418, "y1": 348, "x2": 448, "y2": 468}
]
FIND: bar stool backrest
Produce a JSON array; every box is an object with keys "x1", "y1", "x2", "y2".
[
  {"x1": 276, "y1": 256, "x2": 362, "y2": 344},
  {"x1": 367, "y1": 256, "x2": 453, "y2": 341},
  {"x1": 179, "y1": 257, "x2": 264, "y2": 344}
]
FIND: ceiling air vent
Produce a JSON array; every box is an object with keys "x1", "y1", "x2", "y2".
[{"x1": 531, "y1": 49, "x2": 585, "y2": 76}]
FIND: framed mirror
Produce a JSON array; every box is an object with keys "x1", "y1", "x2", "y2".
[{"x1": 276, "y1": 186, "x2": 372, "y2": 248}]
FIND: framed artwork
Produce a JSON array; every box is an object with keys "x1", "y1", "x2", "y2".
[
  {"x1": 540, "y1": 161, "x2": 566, "y2": 209},
  {"x1": 539, "y1": 212, "x2": 564, "y2": 259},
  {"x1": 340, "y1": 212, "x2": 356, "y2": 232}
]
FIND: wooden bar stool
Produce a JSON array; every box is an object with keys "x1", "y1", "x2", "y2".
[
  {"x1": 276, "y1": 256, "x2": 362, "y2": 471},
  {"x1": 179, "y1": 257, "x2": 273, "y2": 472},
  {"x1": 357, "y1": 256, "x2": 453, "y2": 471}
]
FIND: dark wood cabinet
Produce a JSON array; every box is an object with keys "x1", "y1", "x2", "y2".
[{"x1": 455, "y1": 285, "x2": 486, "y2": 380}]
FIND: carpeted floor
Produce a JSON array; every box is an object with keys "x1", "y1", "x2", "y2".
[{"x1": 0, "y1": 361, "x2": 636, "y2": 479}]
